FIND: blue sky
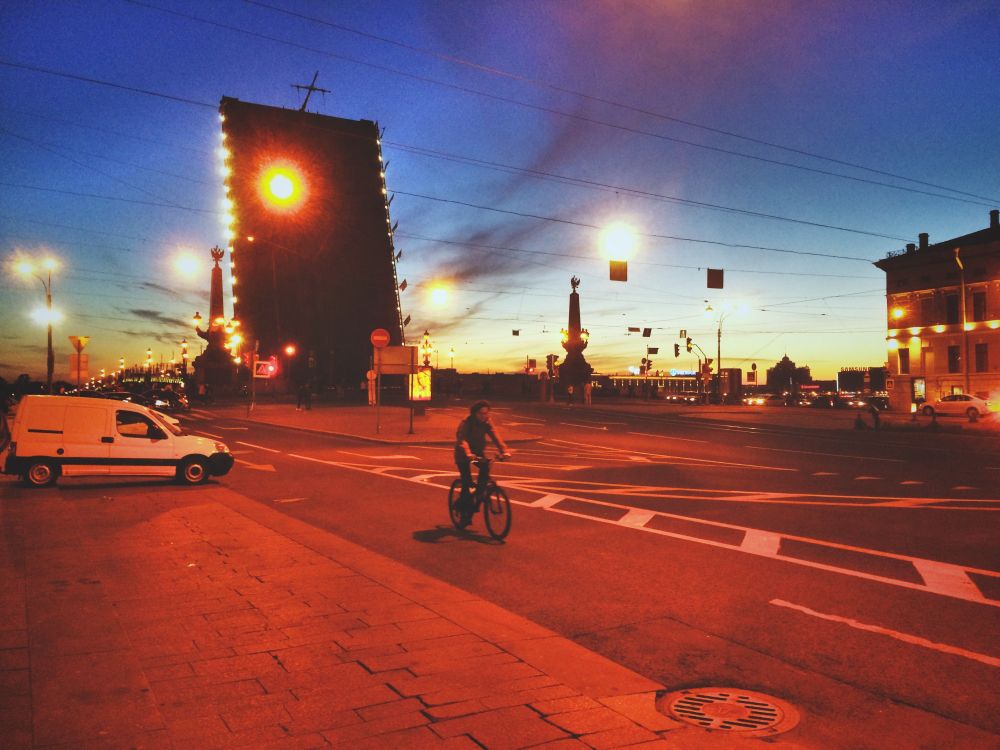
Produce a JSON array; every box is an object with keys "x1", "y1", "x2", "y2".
[{"x1": 2, "y1": 0, "x2": 998, "y2": 382}]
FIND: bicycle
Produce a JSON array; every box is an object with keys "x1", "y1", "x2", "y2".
[{"x1": 448, "y1": 455, "x2": 512, "y2": 540}]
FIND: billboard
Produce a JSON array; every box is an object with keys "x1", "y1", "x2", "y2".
[{"x1": 219, "y1": 97, "x2": 404, "y2": 386}]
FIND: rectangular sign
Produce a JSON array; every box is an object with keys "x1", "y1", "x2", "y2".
[
  {"x1": 376, "y1": 345, "x2": 418, "y2": 375},
  {"x1": 69, "y1": 353, "x2": 89, "y2": 382},
  {"x1": 253, "y1": 360, "x2": 274, "y2": 378}
]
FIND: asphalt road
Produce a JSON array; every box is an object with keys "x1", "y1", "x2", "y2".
[{"x1": 34, "y1": 403, "x2": 1000, "y2": 748}]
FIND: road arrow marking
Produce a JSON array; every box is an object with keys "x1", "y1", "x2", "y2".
[{"x1": 913, "y1": 560, "x2": 985, "y2": 602}]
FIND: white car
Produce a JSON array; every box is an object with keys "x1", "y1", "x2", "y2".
[{"x1": 922, "y1": 394, "x2": 991, "y2": 418}]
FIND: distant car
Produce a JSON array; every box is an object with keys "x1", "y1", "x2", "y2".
[
  {"x1": 143, "y1": 390, "x2": 190, "y2": 413},
  {"x1": 922, "y1": 394, "x2": 991, "y2": 418},
  {"x1": 743, "y1": 396, "x2": 765, "y2": 406}
]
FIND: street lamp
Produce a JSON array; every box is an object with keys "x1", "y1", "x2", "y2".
[
  {"x1": 955, "y1": 248, "x2": 970, "y2": 394},
  {"x1": 421, "y1": 330, "x2": 432, "y2": 367},
  {"x1": 449, "y1": 346, "x2": 455, "y2": 370},
  {"x1": 17, "y1": 257, "x2": 60, "y2": 392}
]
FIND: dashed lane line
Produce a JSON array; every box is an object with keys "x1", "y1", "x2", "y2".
[
  {"x1": 547, "y1": 438, "x2": 797, "y2": 472},
  {"x1": 277, "y1": 451, "x2": 1000, "y2": 606},
  {"x1": 235, "y1": 441, "x2": 282, "y2": 453},
  {"x1": 559, "y1": 422, "x2": 608, "y2": 430},
  {"x1": 747, "y1": 446, "x2": 905, "y2": 463},
  {"x1": 339, "y1": 451, "x2": 420, "y2": 460},
  {"x1": 770, "y1": 599, "x2": 1000, "y2": 668}
]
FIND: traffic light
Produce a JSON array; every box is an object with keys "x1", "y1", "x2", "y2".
[
  {"x1": 674, "y1": 343, "x2": 680, "y2": 357},
  {"x1": 546, "y1": 354, "x2": 559, "y2": 375},
  {"x1": 686, "y1": 337, "x2": 692, "y2": 352}
]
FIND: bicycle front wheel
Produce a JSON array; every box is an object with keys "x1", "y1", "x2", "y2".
[
  {"x1": 484, "y1": 485, "x2": 512, "y2": 540},
  {"x1": 448, "y1": 478, "x2": 467, "y2": 530}
]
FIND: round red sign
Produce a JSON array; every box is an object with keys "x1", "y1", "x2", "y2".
[{"x1": 370, "y1": 328, "x2": 391, "y2": 348}]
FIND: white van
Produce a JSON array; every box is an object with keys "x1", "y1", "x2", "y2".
[{"x1": 3, "y1": 395, "x2": 233, "y2": 487}]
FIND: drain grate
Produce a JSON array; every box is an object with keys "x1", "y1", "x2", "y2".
[{"x1": 658, "y1": 687, "x2": 799, "y2": 737}]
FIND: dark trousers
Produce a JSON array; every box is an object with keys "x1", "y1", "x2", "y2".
[{"x1": 456, "y1": 456, "x2": 490, "y2": 507}]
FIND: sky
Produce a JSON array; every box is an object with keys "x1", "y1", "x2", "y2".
[{"x1": 2, "y1": 0, "x2": 999, "y2": 383}]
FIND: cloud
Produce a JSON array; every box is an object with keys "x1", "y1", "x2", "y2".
[{"x1": 127, "y1": 309, "x2": 192, "y2": 328}]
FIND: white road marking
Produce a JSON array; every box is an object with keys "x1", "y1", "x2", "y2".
[
  {"x1": 339, "y1": 451, "x2": 420, "y2": 460},
  {"x1": 236, "y1": 441, "x2": 282, "y2": 453},
  {"x1": 279, "y1": 450, "x2": 1000, "y2": 606},
  {"x1": 273, "y1": 497, "x2": 306, "y2": 504},
  {"x1": 769, "y1": 599, "x2": 1000, "y2": 668},
  {"x1": 559, "y1": 422, "x2": 608, "y2": 430},
  {"x1": 217, "y1": 426, "x2": 249, "y2": 431},
  {"x1": 529, "y1": 494, "x2": 565, "y2": 508},
  {"x1": 549, "y1": 438, "x2": 795, "y2": 472},
  {"x1": 234, "y1": 459, "x2": 276, "y2": 472},
  {"x1": 899, "y1": 480, "x2": 924, "y2": 485},
  {"x1": 628, "y1": 431, "x2": 708, "y2": 443},
  {"x1": 749, "y1": 446, "x2": 905, "y2": 463},
  {"x1": 913, "y1": 560, "x2": 986, "y2": 602},
  {"x1": 195, "y1": 431, "x2": 223, "y2": 439},
  {"x1": 628, "y1": 456, "x2": 652, "y2": 463},
  {"x1": 812, "y1": 471, "x2": 837, "y2": 476},
  {"x1": 619, "y1": 509, "x2": 655, "y2": 527},
  {"x1": 741, "y1": 530, "x2": 782, "y2": 556},
  {"x1": 230, "y1": 450, "x2": 252, "y2": 455},
  {"x1": 854, "y1": 476, "x2": 881, "y2": 481},
  {"x1": 951, "y1": 486, "x2": 977, "y2": 491}
]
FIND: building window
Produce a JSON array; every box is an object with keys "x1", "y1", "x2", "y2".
[
  {"x1": 948, "y1": 345, "x2": 961, "y2": 373},
  {"x1": 975, "y1": 343, "x2": 988, "y2": 373},
  {"x1": 945, "y1": 294, "x2": 960, "y2": 324},
  {"x1": 921, "y1": 296, "x2": 934, "y2": 324},
  {"x1": 898, "y1": 348, "x2": 910, "y2": 374},
  {"x1": 972, "y1": 291, "x2": 986, "y2": 322}
]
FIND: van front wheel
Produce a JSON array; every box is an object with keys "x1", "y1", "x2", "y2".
[
  {"x1": 24, "y1": 460, "x2": 59, "y2": 487},
  {"x1": 178, "y1": 457, "x2": 208, "y2": 485}
]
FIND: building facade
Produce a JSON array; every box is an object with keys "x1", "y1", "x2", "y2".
[
  {"x1": 874, "y1": 210, "x2": 1000, "y2": 411},
  {"x1": 219, "y1": 97, "x2": 404, "y2": 387}
]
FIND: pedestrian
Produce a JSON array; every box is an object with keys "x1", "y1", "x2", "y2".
[
  {"x1": 296, "y1": 382, "x2": 312, "y2": 410},
  {"x1": 567, "y1": 384, "x2": 575, "y2": 405},
  {"x1": 583, "y1": 380, "x2": 593, "y2": 405},
  {"x1": 868, "y1": 401, "x2": 880, "y2": 430}
]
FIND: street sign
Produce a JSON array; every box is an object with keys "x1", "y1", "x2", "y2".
[
  {"x1": 375, "y1": 345, "x2": 418, "y2": 375},
  {"x1": 253, "y1": 360, "x2": 275, "y2": 378},
  {"x1": 68, "y1": 335, "x2": 90, "y2": 352},
  {"x1": 370, "y1": 328, "x2": 391, "y2": 349}
]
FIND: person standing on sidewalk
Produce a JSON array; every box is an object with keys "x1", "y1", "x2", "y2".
[
  {"x1": 296, "y1": 382, "x2": 312, "y2": 411},
  {"x1": 454, "y1": 400, "x2": 510, "y2": 523}
]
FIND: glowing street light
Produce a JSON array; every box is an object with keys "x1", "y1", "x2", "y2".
[
  {"x1": 600, "y1": 221, "x2": 637, "y2": 282},
  {"x1": 16, "y1": 256, "x2": 60, "y2": 391},
  {"x1": 430, "y1": 285, "x2": 449, "y2": 306},
  {"x1": 174, "y1": 252, "x2": 201, "y2": 278}
]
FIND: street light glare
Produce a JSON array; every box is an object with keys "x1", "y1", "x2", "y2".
[
  {"x1": 600, "y1": 222, "x2": 638, "y2": 260},
  {"x1": 30, "y1": 306, "x2": 62, "y2": 325},
  {"x1": 259, "y1": 163, "x2": 306, "y2": 210},
  {"x1": 430, "y1": 286, "x2": 449, "y2": 305},
  {"x1": 174, "y1": 253, "x2": 200, "y2": 277},
  {"x1": 42, "y1": 258, "x2": 59, "y2": 271},
  {"x1": 17, "y1": 261, "x2": 34, "y2": 276}
]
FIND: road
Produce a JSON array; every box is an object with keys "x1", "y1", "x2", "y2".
[{"x1": 36, "y1": 403, "x2": 1000, "y2": 747}]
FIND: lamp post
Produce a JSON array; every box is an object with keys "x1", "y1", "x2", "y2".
[
  {"x1": 421, "y1": 330, "x2": 432, "y2": 367},
  {"x1": 449, "y1": 346, "x2": 455, "y2": 370},
  {"x1": 18, "y1": 258, "x2": 59, "y2": 392},
  {"x1": 955, "y1": 248, "x2": 970, "y2": 394}
]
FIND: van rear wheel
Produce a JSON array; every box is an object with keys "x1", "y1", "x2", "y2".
[
  {"x1": 178, "y1": 457, "x2": 208, "y2": 485},
  {"x1": 24, "y1": 460, "x2": 59, "y2": 487}
]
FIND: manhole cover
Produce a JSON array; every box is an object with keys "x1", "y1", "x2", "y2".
[{"x1": 657, "y1": 687, "x2": 800, "y2": 737}]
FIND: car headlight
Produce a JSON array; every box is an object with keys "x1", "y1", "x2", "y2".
[{"x1": 214, "y1": 442, "x2": 229, "y2": 453}]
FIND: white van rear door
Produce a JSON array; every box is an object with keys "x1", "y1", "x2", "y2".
[{"x1": 60, "y1": 404, "x2": 111, "y2": 476}]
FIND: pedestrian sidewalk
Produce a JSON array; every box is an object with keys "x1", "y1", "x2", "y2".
[
  {"x1": 0, "y1": 483, "x2": 814, "y2": 749},
  {"x1": 208, "y1": 402, "x2": 542, "y2": 445}
]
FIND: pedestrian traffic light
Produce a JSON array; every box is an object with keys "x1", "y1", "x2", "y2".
[
  {"x1": 686, "y1": 337, "x2": 692, "y2": 352},
  {"x1": 674, "y1": 343, "x2": 680, "y2": 357},
  {"x1": 546, "y1": 354, "x2": 559, "y2": 376}
]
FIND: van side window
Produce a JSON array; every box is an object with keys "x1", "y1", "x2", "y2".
[{"x1": 116, "y1": 411, "x2": 159, "y2": 439}]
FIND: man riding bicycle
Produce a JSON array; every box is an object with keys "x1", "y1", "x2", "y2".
[{"x1": 455, "y1": 400, "x2": 511, "y2": 523}]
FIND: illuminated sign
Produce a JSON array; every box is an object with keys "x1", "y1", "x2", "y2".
[
  {"x1": 669, "y1": 369, "x2": 697, "y2": 377},
  {"x1": 409, "y1": 367, "x2": 432, "y2": 401}
]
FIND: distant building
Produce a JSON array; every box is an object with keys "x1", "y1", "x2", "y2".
[
  {"x1": 219, "y1": 97, "x2": 404, "y2": 387},
  {"x1": 874, "y1": 210, "x2": 1000, "y2": 411},
  {"x1": 837, "y1": 367, "x2": 886, "y2": 393}
]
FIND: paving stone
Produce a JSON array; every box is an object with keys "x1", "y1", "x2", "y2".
[
  {"x1": 423, "y1": 698, "x2": 489, "y2": 719},
  {"x1": 578, "y1": 724, "x2": 661, "y2": 749},
  {"x1": 221, "y1": 700, "x2": 294, "y2": 732},
  {"x1": 190, "y1": 651, "x2": 286, "y2": 681},
  {"x1": 479, "y1": 684, "x2": 581, "y2": 710},
  {"x1": 598, "y1": 693, "x2": 683, "y2": 732},
  {"x1": 529, "y1": 740, "x2": 593, "y2": 750},
  {"x1": 320, "y1": 710, "x2": 429, "y2": 745},
  {"x1": 545, "y1": 706, "x2": 637, "y2": 735},
  {"x1": 431, "y1": 704, "x2": 570, "y2": 749},
  {"x1": 0, "y1": 628, "x2": 28, "y2": 649},
  {"x1": 356, "y1": 696, "x2": 427, "y2": 720},
  {"x1": 0, "y1": 646, "x2": 29, "y2": 669},
  {"x1": 268, "y1": 641, "x2": 345, "y2": 672},
  {"x1": 360, "y1": 603, "x2": 438, "y2": 626},
  {"x1": 532, "y1": 695, "x2": 604, "y2": 716}
]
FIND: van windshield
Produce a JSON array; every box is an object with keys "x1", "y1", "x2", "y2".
[{"x1": 150, "y1": 411, "x2": 184, "y2": 436}]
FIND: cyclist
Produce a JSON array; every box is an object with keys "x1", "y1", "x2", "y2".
[{"x1": 455, "y1": 400, "x2": 511, "y2": 523}]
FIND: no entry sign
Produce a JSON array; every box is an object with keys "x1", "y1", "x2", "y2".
[{"x1": 370, "y1": 328, "x2": 391, "y2": 349}]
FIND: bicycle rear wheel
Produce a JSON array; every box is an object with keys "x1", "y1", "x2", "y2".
[
  {"x1": 448, "y1": 478, "x2": 468, "y2": 530},
  {"x1": 483, "y1": 485, "x2": 512, "y2": 540}
]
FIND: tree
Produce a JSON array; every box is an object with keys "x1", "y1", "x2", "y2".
[{"x1": 766, "y1": 355, "x2": 812, "y2": 390}]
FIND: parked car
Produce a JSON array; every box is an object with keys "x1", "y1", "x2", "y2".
[
  {"x1": 3, "y1": 395, "x2": 232, "y2": 487},
  {"x1": 921, "y1": 394, "x2": 991, "y2": 418},
  {"x1": 143, "y1": 389, "x2": 190, "y2": 412}
]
